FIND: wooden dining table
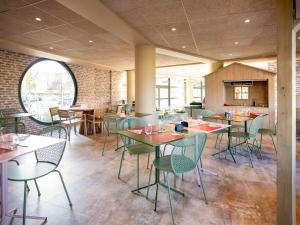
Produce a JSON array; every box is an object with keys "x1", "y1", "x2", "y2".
[
  {"x1": 66, "y1": 106, "x2": 96, "y2": 135},
  {"x1": 0, "y1": 134, "x2": 65, "y2": 223},
  {"x1": 118, "y1": 120, "x2": 228, "y2": 196}
]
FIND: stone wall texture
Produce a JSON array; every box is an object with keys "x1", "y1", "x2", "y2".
[{"x1": 0, "y1": 49, "x2": 123, "y2": 133}]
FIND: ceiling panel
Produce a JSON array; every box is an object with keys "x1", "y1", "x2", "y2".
[
  {"x1": 34, "y1": 0, "x2": 84, "y2": 23},
  {"x1": 4, "y1": 5, "x2": 65, "y2": 29},
  {"x1": 102, "y1": 0, "x2": 277, "y2": 61}
]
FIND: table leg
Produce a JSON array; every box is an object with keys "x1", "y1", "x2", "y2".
[
  {"x1": 244, "y1": 121, "x2": 248, "y2": 132},
  {"x1": 14, "y1": 118, "x2": 18, "y2": 134},
  {"x1": 1, "y1": 162, "x2": 8, "y2": 223},
  {"x1": 212, "y1": 120, "x2": 236, "y2": 163}
]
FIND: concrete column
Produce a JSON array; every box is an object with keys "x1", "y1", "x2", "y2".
[
  {"x1": 135, "y1": 44, "x2": 156, "y2": 121},
  {"x1": 127, "y1": 70, "x2": 135, "y2": 102}
]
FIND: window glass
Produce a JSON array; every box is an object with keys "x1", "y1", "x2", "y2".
[
  {"x1": 20, "y1": 59, "x2": 77, "y2": 124},
  {"x1": 234, "y1": 86, "x2": 249, "y2": 100}
]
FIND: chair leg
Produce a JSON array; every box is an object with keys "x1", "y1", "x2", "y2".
[
  {"x1": 162, "y1": 145, "x2": 167, "y2": 156},
  {"x1": 255, "y1": 139, "x2": 263, "y2": 159},
  {"x1": 53, "y1": 170, "x2": 72, "y2": 206},
  {"x1": 26, "y1": 183, "x2": 30, "y2": 192},
  {"x1": 146, "y1": 164, "x2": 153, "y2": 199},
  {"x1": 154, "y1": 183, "x2": 159, "y2": 212},
  {"x1": 196, "y1": 165, "x2": 208, "y2": 204},
  {"x1": 137, "y1": 154, "x2": 140, "y2": 190},
  {"x1": 174, "y1": 174, "x2": 177, "y2": 188},
  {"x1": 74, "y1": 124, "x2": 77, "y2": 135},
  {"x1": 118, "y1": 150, "x2": 125, "y2": 179},
  {"x1": 165, "y1": 173, "x2": 176, "y2": 225},
  {"x1": 117, "y1": 135, "x2": 119, "y2": 149},
  {"x1": 34, "y1": 179, "x2": 41, "y2": 196},
  {"x1": 271, "y1": 135, "x2": 277, "y2": 154},
  {"x1": 214, "y1": 134, "x2": 219, "y2": 148},
  {"x1": 102, "y1": 134, "x2": 108, "y2": 156},
  {"x1": 147, "y1": 153, "x2": 150, "y2": 169},
  {"x1": 246, "y1": 142, "x2": 254, "y2": 168},
  {"x1": 23, "y1": 181, "x2": 27, "y2": 225}
]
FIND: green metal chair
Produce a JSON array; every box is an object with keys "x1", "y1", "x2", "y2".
[
  {"x1": 258, "y1": 123, "x2": 277, "y2": 154},
  {"x1": 1, "y1": 121, "x2": 25, "y2": 134},
  {"x1": 102, "y1": 114, "x2": 122, "y2": 155},
  {"x1": 231, "y1": 115, "x2": 263, "y2": 167},
  {"x1": 118, "y1": 117, "x2": 155, "y2": 190},
  {"x1": 8, "y1": 126, "x2": 72, "y2": 225},
  {"x1": 147, "y1": 133, "x2": 208, "y2": 225}
]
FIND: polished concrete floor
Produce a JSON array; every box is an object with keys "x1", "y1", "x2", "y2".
[{"x1": 5, "y1": 131, "x2": 281, "y2": 225}]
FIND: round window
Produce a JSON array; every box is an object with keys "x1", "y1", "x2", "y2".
[{"x1": 19, "y1": 59, "x2": 77, "y2": 124}]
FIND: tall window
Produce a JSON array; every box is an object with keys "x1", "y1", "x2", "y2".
[
  {"x1": 156, "y1": 77, "x2": 169, "y2": 110},
  {"x1": 234, "y1": 86, "x2": 249, "y2": 100},
  {"x1": 192, "y1": 78, "x2": 205, "y2": 102},
  {"x1": 19, "y1": 59, "x2": 77, "y2": 124}
]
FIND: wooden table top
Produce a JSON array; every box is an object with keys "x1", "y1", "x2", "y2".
[
  {"x1": 0, "y1": 134, "x2": 65, "y2": 162},
  {"x1": 205, "y1": 114, "x2": 255, "y2": 122},
  {"x1": 67, "y1": 107, "x2": 94, "y2": 112}
]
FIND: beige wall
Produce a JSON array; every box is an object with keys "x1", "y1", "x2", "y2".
[{"x1": 205, "y1": 63, "x2": 275, "y2": 128}]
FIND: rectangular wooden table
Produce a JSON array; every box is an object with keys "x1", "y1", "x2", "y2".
[
  {"x1": 118, "y1": 120, "x2": 228, "y2": 196},
  {"x1": 0, "y1": 134, "x2": 65, "y2": 223}
]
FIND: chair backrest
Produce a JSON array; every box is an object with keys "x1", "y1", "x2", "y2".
[
  {"x1": 1, "y1": 122, "x2": 25, "y2": 134},
  {"x1": 170, "y1": 133, "x2": 207, "y2": 175},
  {"x1": 200, "y1": 109, "x2": 215, "y2": 117},
  {"x1": 36, "y1": 126, "x2": 67, "y2": 166},
  {"x1": 49, "y1": 107, "x2": 60, "y2": 125},
  {"x1": 248, "y1": 115, "x2": 263, "y2": 138},
  {"x1": 103, "y1": 114, "x2": 122, "y2": 133},
  {"x1": 217, "y1": 108, "x2": 228, "y2": 114},
  {"x1": 117, "y1": 105, "x2": 123, "y2": 114},
  {"x1": 119, "y1": 117, "x2": 147, "y2": 146}
]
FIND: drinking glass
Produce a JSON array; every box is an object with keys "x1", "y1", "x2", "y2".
[{"x1": 144, "y1": 124, "x2": 153, "y2": 135}]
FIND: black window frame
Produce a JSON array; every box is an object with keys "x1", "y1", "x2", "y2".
[{"x1": 18, "y1": 58, "x2": 78, "y2": 125}]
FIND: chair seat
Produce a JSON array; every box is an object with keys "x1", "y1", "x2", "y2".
[
  {"x1": 258, "y1": 128, "x2": 275, "y2": 135},
  {"x1": 61, "y1": 118, "x2": 82, "y2": 125},
  {"x1": 153, "y1": 155, "x2": 195, "y2": 173},
  {"x1": 8, "y1": 162, "x2": 56, "y2": 181},
  {"x1": 127, "y1": 144, "x2": 155, "y2": 155}
]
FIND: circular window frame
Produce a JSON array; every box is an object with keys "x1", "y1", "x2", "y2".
[{"x1": 18, "y1": 58, "x2": 78, "y2": 125}]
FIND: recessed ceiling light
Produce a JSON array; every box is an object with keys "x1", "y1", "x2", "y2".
[
  {"x1": 244, "y1": 19, "x2": 250, "y2": 23},
  {"x1": 229, "y1": 53, "x2": 233, "y2": 56},
  {"x1": 49, "y1": 46, "x2": 54, "y2": 50},
  {"x1": 182, "y1": 45, "x2": 186, "y2": 49},
  {"x1": 171, "y1": 28, "x2": 176, "y2": 31},
  {"x1": 35, "y1": 17, "x2": 42, "y2": 22},
  {"x1": 234, "y1": 41, "x2": 239, "y2": 45},
  {"x1": 89, "y1": 40, "x2": 93, "y2": 43}
]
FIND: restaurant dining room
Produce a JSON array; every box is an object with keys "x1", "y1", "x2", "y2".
[{"x1": 0, "y1": 0, "x2": 298, "y2": 225}]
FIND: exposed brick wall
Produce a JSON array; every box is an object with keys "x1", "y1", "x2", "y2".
[{"x1": 0, "y1": 49, "x2": 123, "y2": 134}]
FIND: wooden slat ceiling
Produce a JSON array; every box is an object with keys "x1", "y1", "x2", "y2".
[
  {"x1": 102, "y1": 0, "x2": 277, "y2": 60},
  {"x1": 0, "y1": 0, "x2": 196, "y2": 70}
]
